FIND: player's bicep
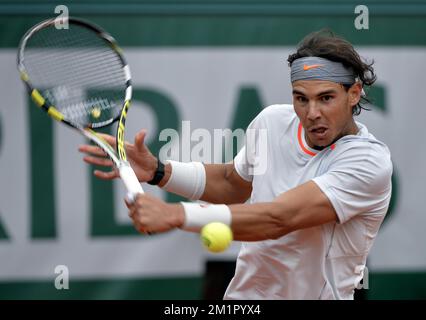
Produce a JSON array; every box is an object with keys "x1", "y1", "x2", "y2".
[{"x1": 274, "y1": 181, "x2": 338, "y2": 232}]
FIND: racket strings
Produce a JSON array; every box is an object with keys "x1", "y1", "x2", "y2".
[{"x1": 22, "y1": 22, "x2": 127, "y2": 126}]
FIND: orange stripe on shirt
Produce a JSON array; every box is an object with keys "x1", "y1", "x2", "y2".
[{"x1": 297, "y1": 123, "x2": 317, "y2": 157}]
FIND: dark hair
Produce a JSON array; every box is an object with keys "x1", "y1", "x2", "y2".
[{"x1": 288, "y1": 29, "x2": 376, "y2": 115}]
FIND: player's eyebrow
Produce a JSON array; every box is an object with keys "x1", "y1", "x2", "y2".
[
  {"x1": 317, "y1": 90, "x2": 338, "y2": 96},
  {"x1": 292, "y1": 89, "x2": 338, "y2": 96},
  {"x1": 292, "y1": 89, "x2": 306, "y2": 96}
]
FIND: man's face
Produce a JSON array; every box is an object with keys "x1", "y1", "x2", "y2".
[{"x1": 292, "y1": 80, "x2": 361, "y2": 148}]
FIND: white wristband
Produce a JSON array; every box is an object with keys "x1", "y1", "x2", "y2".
[
  {"x1": 180, "y1": 202, "x2": 232, "y2": 232},
  {"x1": 162, "y1": 161, "x2": 206, "y2": 200}
]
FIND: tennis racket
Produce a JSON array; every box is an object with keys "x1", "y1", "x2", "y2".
[{"x1": 17, "y1": 17, "x2": 144, "y2": 201}]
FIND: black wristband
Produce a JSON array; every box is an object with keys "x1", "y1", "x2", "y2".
[{"x1": 147, "y1": 159, "x2": 165, "y2": 185}]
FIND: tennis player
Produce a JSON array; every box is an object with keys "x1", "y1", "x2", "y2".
[{"x1": 79, "y1": 30, "x2": 392, "y2": 299}]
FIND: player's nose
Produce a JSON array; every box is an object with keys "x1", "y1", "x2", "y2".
[{"x1": 306, "y1": 103, "x2": 322, "y2": 121}]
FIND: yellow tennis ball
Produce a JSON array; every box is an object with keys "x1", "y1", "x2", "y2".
[
  {"x1": 91, "y1": 107, "x2": 101, "y2": 118},
  {"x1": 201, "y1": 222, "x2": 233, "y2": 253}
]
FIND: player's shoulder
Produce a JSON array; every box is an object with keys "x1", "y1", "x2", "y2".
[
  {"x1": 333, "y1": 122, "x2": 392, "y2": 170},
  {"x1": 338, "y1": 122, "x2": 389, "y2": 151}
]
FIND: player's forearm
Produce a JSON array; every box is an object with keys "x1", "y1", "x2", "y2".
[
  {"x1": 228, "y1": 202, "x2": 292, "y2": 241},
  {"x1": 157, "y1": 162, "x2": 251, "y2": 204},
  {"x1": 178, "y1": 182, "x2": 332, "y2": 239},
  {"x1": 229, "y1": 200, "x2": 325, "y2": 241}
]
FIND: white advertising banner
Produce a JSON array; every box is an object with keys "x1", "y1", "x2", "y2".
[{"x1": 0, "y1": 47, "x2": 425, "y2": 282}]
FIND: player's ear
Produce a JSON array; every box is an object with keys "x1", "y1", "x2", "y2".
[{"x1": 348, "y1": 82, "x2": 362, "y2": 107}]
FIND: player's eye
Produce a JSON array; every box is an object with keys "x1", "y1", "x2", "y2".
[
  {"x1": 321, "y1": 95, "x2": 333, "y2": 102},
  {"x1": 296, "y1": 96, "x2": 308, "y2": 103}
]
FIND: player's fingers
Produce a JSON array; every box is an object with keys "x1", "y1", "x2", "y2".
[
  {"x1": 134, "y1": 193, "x2": 148, "y2": 208},
  {"x1": 94, "y1": 169, "x2": 119, "y2": 180},
  {"x1": 129, "y1": 206, "x2": 139, "y2": 221},
  {"x1": 128, "y1": 207, "x2": 135, "y2": 218},
  {"x1": 134, "y1": 129, "x2": 148, "y2": 152},
  {"x1": 124, "y1": 198, "x2": 134, "y2": 210},
  {"x1": 78, "y1": 145, "x2": 107, "y2": 157},
  {"x1": 97, "y1": 133, "x2": 117, "y2": 147},
  {"x1": 83, "y1": 156, "x2": 114, "y2": 167}
]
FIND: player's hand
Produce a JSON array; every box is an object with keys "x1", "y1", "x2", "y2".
[
  {"x1": 127, "y1": 194, "x2": 185, "y2": 234},
  {"x1": 78, "y1": 129, "x2": 158, "y2": 182}
]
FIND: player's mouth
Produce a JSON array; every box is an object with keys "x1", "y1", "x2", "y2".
[{"x1": 308, "y1": 125, "x2": 329, "y2": 139}]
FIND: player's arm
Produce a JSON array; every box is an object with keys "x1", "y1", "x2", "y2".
[
  {"x1": 158, "y1": 162, "x2": 252, "y2": 204},
  {"x1": 79, "y1": 129, "x2": 252, "y2": 204},
  {"x1": 203, "y1": 163, "x2": 252, "y2": 204},
  {"x1": 128, "y1": 144, "x2": 391, "y2": 238},
  {"x1": 127, "y1": 179, "x2": 336, "y2": 238},
  {"x1": 228, "y1": 180, "x2": 337, "y2": 241}
]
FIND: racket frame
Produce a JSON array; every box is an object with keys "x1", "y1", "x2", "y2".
[{"x1": 17, "y1": 17, "x2": 143, "y2": 200}]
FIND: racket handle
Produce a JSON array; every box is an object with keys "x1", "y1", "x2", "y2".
[{"x1": 118, "y1": 163, "x2": 144, "y2": 202}]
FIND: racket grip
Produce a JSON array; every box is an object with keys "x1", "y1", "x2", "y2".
[{"x1": 118, "y1": 163, "x2": 144, "y2": 203}]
